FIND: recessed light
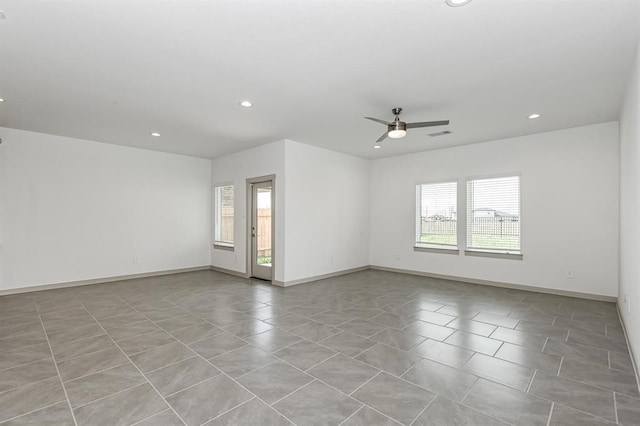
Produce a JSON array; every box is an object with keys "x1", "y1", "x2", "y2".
[
  {"x1": 445, "y1": 0, "x2": 472, "y2": 7},
  {"x1": 0, "y1": 98, "x2": 5, "y2": 103},
  {"x1": 528, "y1": 113, "x2": 541, "y2": 119},
  {"x1": 239, "y1": 100, "x2": 253, "y2": 108},
  {"x1": 150, "y1": 132, "x2": 161, "y2": 137},
  {"x1": 374, "y1": 145, "x2": 381, "y2": 149}
]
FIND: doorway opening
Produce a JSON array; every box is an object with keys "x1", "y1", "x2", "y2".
[{"x1": 247, "y1": 176, "x2": 275, "y2": 281}]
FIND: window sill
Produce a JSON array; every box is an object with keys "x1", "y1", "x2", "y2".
[
  {"x1": 414, "y1": 245, "x2": 460, "y2": 255},
  {"x1": 213, "y1": 244, "x2": 234, "y2": 252},
  {"x1": 464, "y1": 249, "x2": 523, "y2": 260}
]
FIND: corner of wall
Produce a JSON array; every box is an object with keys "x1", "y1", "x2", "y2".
[{"x1": 618, "y1": 34, "x2": 640, "y2": 384}]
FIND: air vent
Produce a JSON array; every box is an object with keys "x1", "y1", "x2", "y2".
[{"x1": 428, "y1": 130, "x2": 452, "y2": 137}]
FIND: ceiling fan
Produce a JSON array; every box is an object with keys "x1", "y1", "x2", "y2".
[{"x1": 365, "y1": 107, "x2": 450, "y2": 143}]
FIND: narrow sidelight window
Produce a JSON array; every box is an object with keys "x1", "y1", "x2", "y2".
[{"x1": 214, "y1": 185, "x2": 234, "y2": 247}]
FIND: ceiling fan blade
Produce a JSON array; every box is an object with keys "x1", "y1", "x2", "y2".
[
  {"x1": 376, "y1": 131, "x2": 389, "y2": 143},
  {"x1": 365, "y1": 117, "x2": 391, "y2": 125},
  {"x1": 406, "y1": 120, "x2": 450, "y2": 129}
]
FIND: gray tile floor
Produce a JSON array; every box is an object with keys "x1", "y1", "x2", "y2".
[{"x1": 0, "y1": 269, "x2": 639, "y2": 425}]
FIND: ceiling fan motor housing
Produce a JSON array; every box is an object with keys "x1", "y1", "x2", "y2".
[
  {"x1": 388, "y1": 121, "x2": 407, "y2": 132},
  {"x1": 365, "y1": 106, "x2": 448, "y2": 142}
]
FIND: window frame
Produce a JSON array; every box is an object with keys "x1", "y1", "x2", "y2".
[
  {"x1": 414, "y1": 178, "x2": 460, "y2": 254},
  {"x1": 213, "y1": 183, "x2": 235, "y2": 250},
  {"x1": 465, "y1": 173, "x2": 522, "y2": 259}
]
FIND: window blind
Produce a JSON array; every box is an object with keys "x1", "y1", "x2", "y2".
[
  {"x1": 466, "y1": 175, "x2": 520, "y2": 252},
  {"x1": 415, "y1": 181, "x2": 458, "y2": 247}
]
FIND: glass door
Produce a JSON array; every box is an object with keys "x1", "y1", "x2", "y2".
[{"x1": 251, "y1": 181, "x2": 273, "y2": 280}]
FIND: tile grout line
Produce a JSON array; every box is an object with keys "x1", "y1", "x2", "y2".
[
  {"x1": 161, "y1": 373, "x2": 223, "y2": 399},
  {"x1": 123, "y1": 300, "x2": 300, "y2": 426},
  {"x1": 54, "y1": 342, "x2": 127, "y2": 366},
  {"x1": 336, "y1": 405, "x2": 366, "y2": 426},
  {"x1": 118, "y1": 333, "x2": 185, "y2": 357},
  {"x1": 169, "y1": 326, "x2": 226, "y2": 346},
  {"x1": 0, "y1": 400, "x2": 68, "y2": 424},
  {"x1": 0, "y1": 353, "x2": 60, "y2": 381},
  {"x1": 456, "y1": 385, "x2": 517, "y2": 425},
  {"x1": 460, "y1": 378, "x2": 478, "y2": 402},
  {"x1": 142, "y1": 354, "x2": 199, "y2": 376},
  {"x1": 526, "y1": 369, "x2": 538, "y2": 393},
  {"x1": 264, "y1": 345, "x2": 377, "y2": 403},
  {"x1": 227, "y1": 357, "x2": 277, "y2": 380},
  {"x1": 409, "y1": 395, "x2": 436, "y2": 425},
  {"x1": 0, "y1": 373, "x2": 62, "y2": 398},
  {"x1": 51, "y1": 359, "x2": 130, "y2": 386},
  {"x1": 247, "y1": 332, "x2": 308, "y2": 356},
  {"x1": 198, "y1": 397, "x2": 273, "y2": 425},
  {"x1": 313, "y1": 331, "x2": 375, "y2": 359},
  {"x1": 35, "y1": 304, "x2": 79, "y2": 426},
  {"x1": 4, "y1": 272, "x2": 629, "y2": 426},
  {"x1": 546, "y1": 402, "x2": 554, "y2": 426},
  {"x1": 458, "y1": 350, "x2": 477, "y2": 371},
  {"x1": 71, "y1": 382, "x2": 148, "y2": 411},
  {"x1": 541, "y1": 336, "x2": 549, "y2": 352},
  {"x1": 128, "y1": 408, "x2": 173, "y2": 426},
  {"x1": 556, "y1": 357, "x2": 564, "y2": 376},
  {"x1": 46, "y1": 329, "x2": 107, "y2": 349},
  {"x1": 271, "y1": 349, "x2": 339, "y2": 376},
  {"x1": 265, "y1": 378, "x2": 318, "y2": 408},
  {"x1": 76, "y1": 299, "x2": 189, "y2": 426},
  {"x1": 347, "y1": 371, "x2": 383, "y2": 398},
  {"x1": 346, "y1": 402, "x2": 404, "y2": 426},
  {"x1": 108, "y1": 325, "x2": 161, "y2": 343},
  {"x1": 240, "y1": 343, "x2": 402, "y2": 426}
]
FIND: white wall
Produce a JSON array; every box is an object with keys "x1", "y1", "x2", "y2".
[
  {"x1": 0, "y1": 119, "x2": 623, "y2": 304},
  {"x1": 370, "y1": 122, "x2": 619, "y2": 298},
  {"x1": 619, "y1": 40, "x2": 640, "y2": 370},
  {"x1": 210, "y1": 139, "x2": 370, "y2": 284},
  {"x1": 283, "y1": 140, "x2": 369, "y2": 282},
  {"x1": 0, "y1": 127, "x2": 212, "y2": 291},
  {"x1": 211, "y1": 140, "x2": 286, "y2": 282}
]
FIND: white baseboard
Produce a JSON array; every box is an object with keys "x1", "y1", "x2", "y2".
[
  {"x1": 617, "y1": 304, "x2": 640, "y2": 395},
  {"x1": 209, "y1": 265, "x2": 248, "y2": 278},
  {"x1": 369, "y1": 265, "x2": 617, "y2": 303},
  {"x1": 273, "y1": 266, "x2": 370, "y2": 287},
  {"x1": 1, "y1": 263, "x2": 616, "y2": 304},
  {"x1": 0, "y1": 266, "x2": 211, "y2": 296}
]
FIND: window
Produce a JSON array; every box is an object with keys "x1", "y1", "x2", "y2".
[
  {"x1": 415, "y1": 181, "x2": 458, "y2": 249},
  {"x1": 466, "y1": 175, "x2": 520, "y2": 253},
  {"x1": 214, "y1": 184, "x2": 234, "y2": 247}
]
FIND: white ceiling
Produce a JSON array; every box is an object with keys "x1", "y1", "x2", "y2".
[{"x1": 1, "y1": 0, "x2": 639, "y2": 159}]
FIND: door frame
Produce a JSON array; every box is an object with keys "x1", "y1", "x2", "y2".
[{"x1": 246, "y1": 174, "x2": 276, "y2": 281}]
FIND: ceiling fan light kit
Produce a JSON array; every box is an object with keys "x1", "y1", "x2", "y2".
[
  {"x1": 445, "y1": 0, "x2": 473, "y2": 7},
  {"x1": 388, "y1": 121, "x2": 407, "y2": 139},
  {"x1": 365, "y1": 107, "x2": 449, "y2": 143}
]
